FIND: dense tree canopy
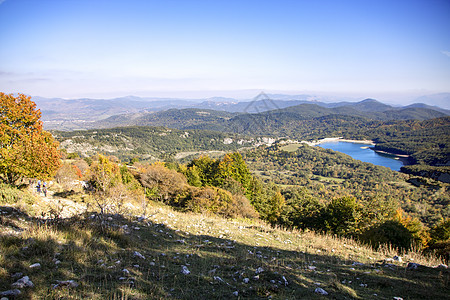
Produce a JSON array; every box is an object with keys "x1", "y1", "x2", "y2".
[{"x1": 0, "y1": 93, "x2": 61, "y2": 184}]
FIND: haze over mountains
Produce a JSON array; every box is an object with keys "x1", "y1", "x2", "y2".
[{"x1": 35, "y1": 93, "x2": 450, "y2": 131}]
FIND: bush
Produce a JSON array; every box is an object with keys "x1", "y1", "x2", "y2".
[
  {"x1": 0, "y1": 183, "x2": 35, "y2": 205},
  {"x1": 280, "y1": 187, "x2": 324, "y2": 230},
  {"x1": 86, "y1": 155, "x2": 144, "y2": 215},
  {"x1": 424, "y1": 240, "x2": 450, "y2": 263},
  {"x1": 321, "y1": 197, "x2": 360, "y2": 236},
  {"x1": 228, "y1": 194, "x2": 259, "y2": 219},
  {"x1": 425, "y1": 219, "x2": 450, "y2": 263},
  {"x1": 360, "y1": 220, "x2": 414, "y2": 250},
  {"x1": 178, "y1": 186, "x2": 258, "y2": 219},
  {"x1": 138, "y1": 163, "x2": 187, "y2": 203},
  {"x1": 429, "y1": 219, "x2": 450, "y2": 242}
]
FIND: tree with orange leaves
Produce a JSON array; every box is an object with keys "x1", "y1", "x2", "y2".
[{"x1": 0, "y1": 93, "x2": 61, "y2": 185}]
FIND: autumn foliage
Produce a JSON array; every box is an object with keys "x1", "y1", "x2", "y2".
[{"x1": 0, "y1": 93, "x2": 61, "y2": 184}]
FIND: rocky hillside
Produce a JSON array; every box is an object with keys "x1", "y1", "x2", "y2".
[{"x1": 0, "y1": 186, "x2": 448, "y2": 299}]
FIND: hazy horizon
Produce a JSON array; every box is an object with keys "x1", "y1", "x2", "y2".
[{"x1": 31, "y1": 90, "x2": 450, "y2": 110}]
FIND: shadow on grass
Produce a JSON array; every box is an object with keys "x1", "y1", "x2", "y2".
[{"x1": 1, "y1": 206, "x2": 449, "y2": 299}]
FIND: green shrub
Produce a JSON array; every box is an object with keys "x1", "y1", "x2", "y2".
[
  {"x1": 321, "y1": 197, "x2": 360, "y2": 236},
  {"x1": 429, "y1": 219, "x2": 450, "y2": 242},
  {"x1": 179, "y1": 186, "x2": 258, "y2": 219},
  {"x1": 360, "y1": 220, "x2": 414, "y2": 250},
  {"x1": 280, "y1": 187, "x2": 324, "y2": 230},
  {"x1": 424, "y1": 240, "x2": 450, "y2": 263},
  {"x1": 0, "y1": 183, "x2": 35, "y2": 205}
]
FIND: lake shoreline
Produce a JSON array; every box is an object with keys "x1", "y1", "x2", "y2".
[
  {"x1": 301, "y1": 137, "x2": 375, "y2": 146},
  {"x1": 300, "y1": 137, "x2": 409, "y2": 171},
  {"x1": 297, "y1": 137, "x2": 411, "y2": 168},
  {"x1": 372, "y1": 149, "x2": 411, "y2": 166}
]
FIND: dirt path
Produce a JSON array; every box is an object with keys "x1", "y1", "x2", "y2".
[{"x1": 35, "y1": 190, "x2": 87, "y2": 219}]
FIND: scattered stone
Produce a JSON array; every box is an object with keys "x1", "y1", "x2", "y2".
[
  {"x1": 133, "y1": 264, "x2": 140, "y2": 268},
  {"x1": 282, "y1": 276, "x2": 288, "y2": 286},
  {"x1": 149, "y1": 262, "x2": 156, "y2": 266},
  {"x1": 314, "y1": 287, "x2": 328, "y2": 295},
  {"x1": 53, "y1": 280, "x2": 79, "y2": 289},
  {"x1": 255, "y1": 267, "x2": 264, "y2": 274},
  {"x1": 308, "y1": 266, "x2": 316, "y2": 271},
  {"x1": 406, "y1": 262, "x2": 421, "y2": 270},
  {"x1": 181, "y1": 265, "x2": 190, "y2": 275},
  {"x1": 29, "y1": 263, "x2": 41, "y2": 269},
  {"x1": 243, "y1": 278, "x2": 250, "y2": 283},
  {"x1": 208, "y1": 269, "x2": 217, "y2": 275},
  {"x1": 54, "y1": 260, "x2": 61, "y2": 265},
  {"x1": 11, "y1": 276, "x2": 34, "y2": 288},
  {"x1": 435, "y1": 264, "x2": 448, "y2": 269},
  {"x1": 214, "y1": 276, "x2": 230, "y2": 286},
  {"x1": 393, "y1": 256, "x2": 403, "y2": 262},
  {"x1": 0, "y1": 289, "x2": 21, "y2": 297},
  {"x1": 11, "y1": 272, "x2": 23, "y2": 279},
  {"x1": 133, "y1": 251, "x2": 145, "y2": 259},
  {"x1": 393, "y1": 297, "x2": 403, "y2": 300},
  {"x1": 233, "y1": 291, "x2": 239, "y2": 296},
  {"x1": 352, "y1": 261, "x2": 364, "y2": 266},
  {"x1": 122, "y1": 269, "x2": 130, "y2": 275}
]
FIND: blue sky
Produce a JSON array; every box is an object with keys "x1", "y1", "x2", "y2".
[{"x1": 1, "y1": 0, "x2": 449, "y2": 103}]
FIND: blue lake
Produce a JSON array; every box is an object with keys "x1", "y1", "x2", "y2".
[{"x1": 317, "y1": 141, "x2": 404, "y2": 171}]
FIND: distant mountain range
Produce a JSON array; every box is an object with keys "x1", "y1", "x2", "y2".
[{"x1": 34, "y1": 93, "x2": 450, "y2": 131}]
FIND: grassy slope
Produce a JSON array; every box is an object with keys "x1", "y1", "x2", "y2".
[{"x1": 1, "y1": 190, "x2": 449, "y2": 300}]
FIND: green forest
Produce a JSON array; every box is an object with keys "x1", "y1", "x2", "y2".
[
  {"x1": 54, "y1": 114, "x2": 450, "y2": 185},
  {"x1": 53, "y1": 126, "x2": 256, "y2": 162}
]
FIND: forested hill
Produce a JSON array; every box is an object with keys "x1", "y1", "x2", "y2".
[
  {"x1": 93, "y1": 108, "x2": 238, "y2": 131},
  {"x1": 222, "y1": 113, "x2": 450, "y2": 169},
  {"x1": 92, "y1": 99, "x2": 446, "y2": 129},
  {"x1": 54, "y1": 116, "x2": 450, "y2": 183},
  {"x1": 53, "y1": 99, "x2": 449, "y2": 181},
  {"x1": 52, "y1": 126, "x2": 259, "y2": 162},
  {"x1": 38, "y1": 95, "x2": 450, "y2": 131}
]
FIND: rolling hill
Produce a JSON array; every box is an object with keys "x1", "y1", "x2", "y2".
[{"x1": 36, "y1": 95, "x2": 450, "y2": 130}]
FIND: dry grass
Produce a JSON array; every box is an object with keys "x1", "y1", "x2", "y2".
[{"x1": 1, "y1": 195, "x2": 449, "y2": 299}]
